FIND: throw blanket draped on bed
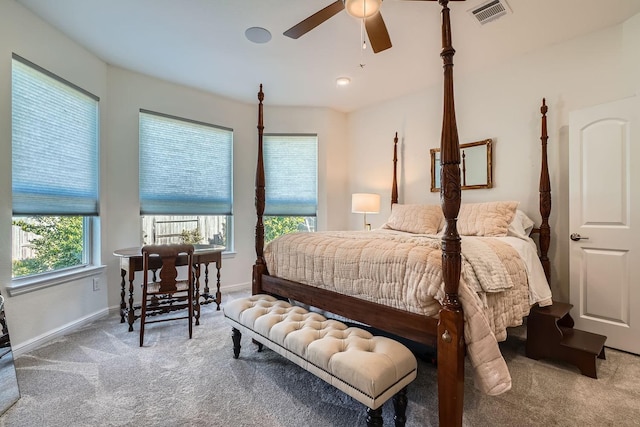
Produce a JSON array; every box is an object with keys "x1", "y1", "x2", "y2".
[{"x1": 264, "y1": 229, "x2": 541, "y2": 396}]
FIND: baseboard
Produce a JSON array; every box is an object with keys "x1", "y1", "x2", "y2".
[
  {"x1": 11, "y1": 308, "x2": 110, "y2": 358},
  {"x1": 221, "y1": 282, "x2": 251, "y2": 293}
]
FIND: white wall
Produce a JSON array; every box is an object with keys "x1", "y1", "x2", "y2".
[
  {"x1": 0, "y1": 0, "x2": 109, "y2": 350},
  {"x1": 347, "y1": 15, "x2": 640, "y2": 301}
]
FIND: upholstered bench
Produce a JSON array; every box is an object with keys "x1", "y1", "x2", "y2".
[{"x1": 223, "y1": 294, "x2": 418, "y2": 427}]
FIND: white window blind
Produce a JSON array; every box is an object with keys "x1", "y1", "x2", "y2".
[
  {"x1": 11, "y1": 54, "x2": 99, "y2": 216},
  {"x1": 263, "y1": 134, "x2": 318, "y2": 216},
  {"x1": 139, "y1": 110, "x2": 233, "y2": 215}
]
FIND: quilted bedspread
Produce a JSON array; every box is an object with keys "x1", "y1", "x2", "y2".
[{"x1": 263, "y1": 229, "x2": 537, "y2": 395}]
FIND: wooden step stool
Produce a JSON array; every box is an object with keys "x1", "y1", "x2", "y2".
[{"x1": 526, "y1": 301, "x2": 606, "y2": 378}]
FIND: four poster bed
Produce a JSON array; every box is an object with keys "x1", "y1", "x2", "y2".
[{"x1": 252, "y1": 1, "x2": 553, "y2": 425}]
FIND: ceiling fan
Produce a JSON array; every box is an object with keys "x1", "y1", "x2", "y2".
[{"x1": 283, "y1": 0, "x2": 462, "y2": 54}]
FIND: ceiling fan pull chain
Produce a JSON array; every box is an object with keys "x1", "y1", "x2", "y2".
[
  {"x1": 360, "y1": 15, "x2": 366, "y2": 68},
  {"x1": 362, "y1": 0, "x2": 367, "y2": 51}
]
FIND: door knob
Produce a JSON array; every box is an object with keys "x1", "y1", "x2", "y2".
[{"x1": 570, "y1": 233, "x2": 589, "y2": 241}]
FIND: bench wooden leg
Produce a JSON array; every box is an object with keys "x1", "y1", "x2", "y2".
[
  {"x1": 366, "y1": 407, "x2": 383, "y2": 427},
  {"x1": 393, "y1": 387, "x2": 408, "y2": 427},
  {"x1": 232, "y1": 327, "x2": 242, "y2": 359}
]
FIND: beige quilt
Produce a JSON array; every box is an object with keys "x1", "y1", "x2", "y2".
[{"x1": 264, "y1": 229, "x2": 535, "y2": 396}]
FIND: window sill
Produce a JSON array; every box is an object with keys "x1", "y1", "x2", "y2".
[
  {"x1": 222, "y1": 251, "x2": 236, "y2": 259},
  {"x1": 7, "y1": 265, "x2": 106, "y2": 297}
]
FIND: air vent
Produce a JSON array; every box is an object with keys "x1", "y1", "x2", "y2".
[{"x1": 468, "y1": 0, "x2": 512, "y2": 25}]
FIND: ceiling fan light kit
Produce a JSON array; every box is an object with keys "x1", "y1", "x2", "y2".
[{"x1": 344, "y1": 0, "x2": 382, "y2": 18}]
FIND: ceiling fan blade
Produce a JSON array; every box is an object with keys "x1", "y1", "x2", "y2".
[
  {"x1": 364, "y1": 12, "x2": 392, "y2": 54},
  {"x1": 283, "y1": 1, "x2": 345, "y2": 39}
]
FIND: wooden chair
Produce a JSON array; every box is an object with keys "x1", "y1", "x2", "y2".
[{"x1": 140, "y1": 244, "x2": 195, "y2": 347}]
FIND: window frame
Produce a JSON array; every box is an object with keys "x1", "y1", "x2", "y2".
[
  {"x1": 263, "y1": 133, "x2": 318, "y2": 217},
  {"x1": 9, "y1": 54, "x2": 101, "y2": 293},
  {"x1": 262, "y1": 133, "x2": 318, "y2": 241},
  {"x1": 138, "y1": 110, "x2": 234, "y2": 251}
]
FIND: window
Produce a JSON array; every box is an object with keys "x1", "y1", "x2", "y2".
[
  {"x1": 11, "y1": 55, "x2": 99, "y2": 279},
  {"x1": 263, "y1": 134, "x2": 318, "y2": 242},
  {"x1": 139, "y1": 111, "x2": 233, "y2": 249}
]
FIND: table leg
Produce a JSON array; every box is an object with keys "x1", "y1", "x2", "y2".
[
  {"x1": 193, "y1": 263, "x2": 201, "y2": 326},
  {"x1": 120, "y1": 269, "x2": 126, "y2": 323},
  {"x1": 216, "y1": 264, "x2": 222, "y2": 310},
  {"x1": 203, "y1": 263, "x2": 210, "y2": 299},
  {"x1": 127, "y1": 277, "x2": 135, "y2": 332}
]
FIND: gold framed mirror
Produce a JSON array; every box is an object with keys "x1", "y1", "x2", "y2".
[{"x1": 430, "y1": 138, "x2": 493, "y2": 192}]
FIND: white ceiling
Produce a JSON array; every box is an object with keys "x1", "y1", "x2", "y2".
[{"x1": 15, "y1": 0, "x2": 640, "y2": 112}]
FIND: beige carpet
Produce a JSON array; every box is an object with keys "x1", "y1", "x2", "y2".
[{"x1": 1, "y1": 291, "x2": 639, "y2": 427}]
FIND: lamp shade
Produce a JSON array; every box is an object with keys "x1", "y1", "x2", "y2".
[
  {"x1": 344, "y1": 0, "x2": 382, "y2": 18},
  {"x1": 351, "y1": 193, "x2": 381, "y2": 213}
]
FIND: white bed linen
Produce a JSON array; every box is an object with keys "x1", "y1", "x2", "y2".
[
  {"x1": 264, "y1": 229, "x2": 553, "y2": 396},
  {"x1": 498, "y1": 236, "x2": 552, "y2": 307}
]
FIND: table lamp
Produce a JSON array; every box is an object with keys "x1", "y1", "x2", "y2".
[{"x1": 351, "y1": 193, "x2": 381, "y2": 230}]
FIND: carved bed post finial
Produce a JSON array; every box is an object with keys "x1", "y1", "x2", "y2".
[
  {"x1": 254, "y1": 84, "x2": 266, "y2": 294},
  {"x1": 392, "y1": 132, "x2": 399, "y2": 206},
  {"x1": 461, "y1": 150, "x2": 466, "y2": 187},
  {"x1": 539, "y1": 98, "x2": 551, "y2": 282},
  {"x1": 437, "y1": 1, "x2": 465, "y2": 426}
]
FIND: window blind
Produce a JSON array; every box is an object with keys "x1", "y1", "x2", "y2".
[
  {"x1": 264, "y1": 134, "x2": 318, "y2": 216},
  {"x1": 11, "y1": 55, "x2": 100, "y2": 216},
  {"x1": 139, "y1": 110, "x2": 233, "y2": 215}
]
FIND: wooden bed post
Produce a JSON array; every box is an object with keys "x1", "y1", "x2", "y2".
[
  {"x1": 437, "y1": 1, "x2": 465, "y2": 426},
  {"x1": 253, "y1": 84, "x2": 266, "y2": 295},
  {"x1": 392, "y1": 132, "x2": 399, "y2": 205},
  {"x1": 539, "y1": 99, "x2": 552, "y2": 283}
]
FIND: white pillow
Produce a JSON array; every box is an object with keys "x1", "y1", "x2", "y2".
[{"x1": 507, "y1": 209, "x2": 536, "y2": 238}]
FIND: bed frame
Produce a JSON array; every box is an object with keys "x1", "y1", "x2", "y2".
[{"x1": 252, "y1": 1, "x2": 551, "y2": 425}]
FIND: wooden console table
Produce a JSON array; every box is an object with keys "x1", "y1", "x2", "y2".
[{"x1": 114, "y1": 245, "x2": 224, "y2": 332}]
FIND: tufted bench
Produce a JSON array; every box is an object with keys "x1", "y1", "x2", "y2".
[{"x1": 223, "y1": 294, "x2": 418, "y2": 427}]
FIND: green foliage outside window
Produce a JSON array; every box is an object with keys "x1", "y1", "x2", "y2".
[
  {"x1": 264, "y1": 216, "x2": 307, "y2": 243},
  {"x1": 12, "y1": 216, "x2": 84, "y2": 277},
  {"x1": 179, "y1": 228, "x2": 204, "y2": 244}
]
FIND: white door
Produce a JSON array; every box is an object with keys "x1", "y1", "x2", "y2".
[{"x1": 569, "y1": 96, "x2": 640, "y2": 355}]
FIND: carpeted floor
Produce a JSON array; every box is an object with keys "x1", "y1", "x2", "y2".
[{"x1": 1, "y1": 291, "x2": 639, "y2": 427}]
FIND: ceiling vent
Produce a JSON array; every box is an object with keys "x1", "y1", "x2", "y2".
[{"x1": 468, "y1": 0, "x2": 512, "y2": 25}]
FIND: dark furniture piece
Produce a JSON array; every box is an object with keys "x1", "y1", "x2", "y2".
[
  {"x1": 114, "y1": 245, "x2": 224, "y2": 331},
  {"x1": 139, "y1": 244, "x2": 195, "y2": 346},
  {"x1": 252, "y1": 2, "x2": 552, "y2": 425},
  {"x1": 526, "y1": 301, "x2": 607, "y2": 378}
]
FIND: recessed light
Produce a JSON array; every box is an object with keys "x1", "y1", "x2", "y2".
[
  {"x1": 336, "y1": 77, "x2": 351, "y2": 87},
  {"x1": 245, "y1": 27, "x2": 272, "y2": 44}
]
